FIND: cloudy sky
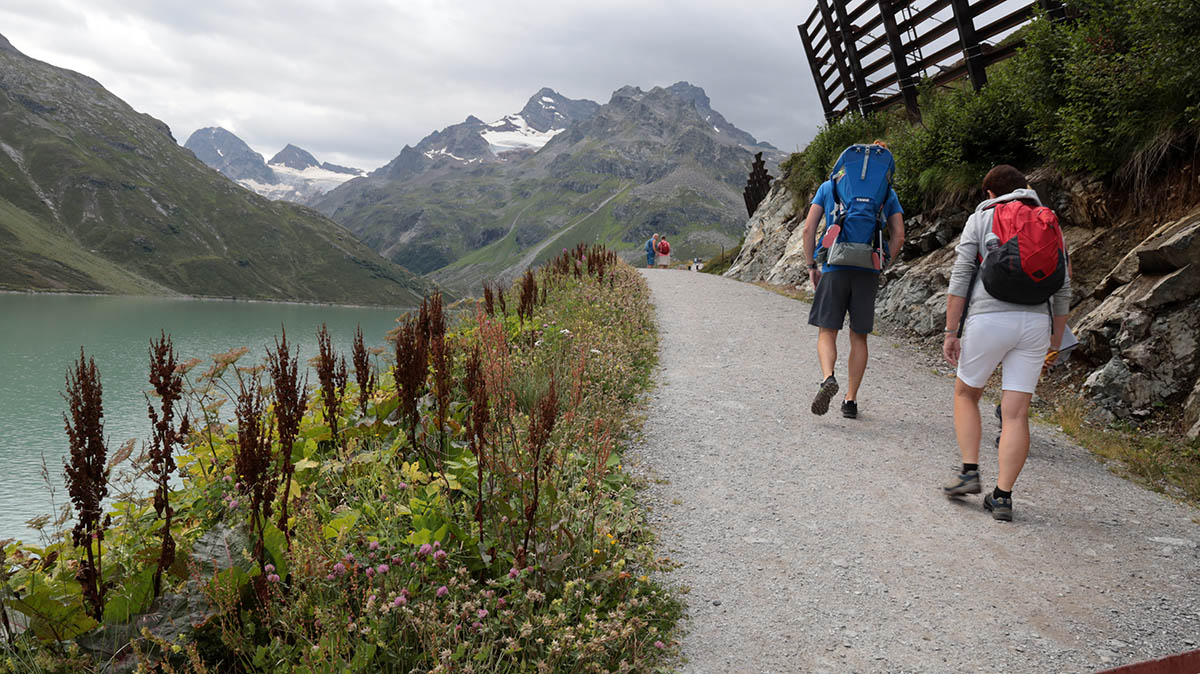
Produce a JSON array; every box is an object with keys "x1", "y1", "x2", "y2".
[{"x1": 0, "y1": 0, "x2": 827, "y2": 171}]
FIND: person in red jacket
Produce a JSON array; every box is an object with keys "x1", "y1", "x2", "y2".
[{"x1": 657, "y1": 236, "x2": 671, "y2": 268}]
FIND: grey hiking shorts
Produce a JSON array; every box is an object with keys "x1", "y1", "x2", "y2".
[{"x1": 807, "y1": 268, "x2": 879, "y2": 334}]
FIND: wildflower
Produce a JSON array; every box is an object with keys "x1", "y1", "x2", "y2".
[
  {"x1": 344, "y1": 553, "x2": 355, "y2": 563},
  {"x1": 437, "y1": 586, "x2": 449, "y2": 598},
  {"x1": 333, "y1": 562, "x2": 347, "y2": 575},
  {"x1": 434, "y1": 549, "x2": 447, "y2": 563},
  {"x1": 267, "y1": 573, "x2": 280, "y2": 583},
  {"x1": 393, "y1": 595, "x2": 407, "y2": 607},
  {"x1": 655, "y1": 641, "x2": 665, "y2": 649},
  {"x1": 264, "y1": 563, "x2": 275, "y2": 573},
  {"x1": 418, "y1": 543, "x2": 432, "y2": 558},
  {"x1": 508, "y1": 567, "x2": 519, "y2": 579},
  {"x1": 477, "y1": 609, "x2": 488, "y2": 618},
  {"x1": 498, "y1": 598, "x2": 506, "y2": 609},
  {"x1": 398, "y1": 482, "x2": 408, "y2": 489},
  {"x1": 472, "y1": 621, "x2": 483, "y2": 629},
  {"x1": 380, "y1": 493, "x2": 388, "y2": 502},
  {"x1": 222, "y1": 475, "x2": 232, "y2": 482},
  {"x1": 433, "y1": 541, "x2": 440, "y2": 550},
  {"x1": 366, "y1": 567, "x2": 375, "y2": 578},
  {"x1": 228, "y1": 499, "x2": 238, "y2": 509},
  {"x1": 377, "y1": 564, "x2": 389, "y2": 574},
  {"x1": 326, "y1": 573, "x2": 335, "y2": 580},
  {"x1": 369, "y1": 541, "x2": 380, "y2": 551},
  {"x1": 392, "y1": 554, "x2": 403, "y2": 563}
]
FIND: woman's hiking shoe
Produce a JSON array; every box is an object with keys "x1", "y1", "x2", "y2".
[
  {"x1": 841, "y1": 399, "x2": 858, "y2": 419},
  {"x1": 984, "y1": 493, "x2": 1014, "y2": 521},
  {"x1": 942, "y1": 470, "x2": 981, "y2": 496},
  {"x1": 811, "y1": 375, "x2": 839, "y2": 415}
]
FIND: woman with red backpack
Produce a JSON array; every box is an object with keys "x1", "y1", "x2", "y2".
[
  {"x1": 940, "y1": 165, "x2": 1071, "y2": 522},
  {"x1": 657, "y1": 236, "x2": 671, "y2": 268}
]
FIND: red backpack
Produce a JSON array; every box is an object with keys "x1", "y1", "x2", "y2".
[
  {"x1": 979, "y1": 200, "x2": 1066, "y2": 304},
  {"x1": 658, "y1": 239, "x2": 670, "y2": 255}
]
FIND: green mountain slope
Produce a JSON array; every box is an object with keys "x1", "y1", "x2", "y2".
[
  {"x1": 315, "y1": 83, "x2": 782, "y2": 293},
  {"x1": 0, "y1": 34, "x2": 431, "y2": 305}
]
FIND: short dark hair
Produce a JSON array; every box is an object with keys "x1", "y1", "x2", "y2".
[{"x1": 982, "y1": 165, "x2": 1027, "y2": 196}]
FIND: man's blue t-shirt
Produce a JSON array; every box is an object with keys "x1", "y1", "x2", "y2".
[{"x1": 811, "y1": 179, "x2": 903, "y2": 274}]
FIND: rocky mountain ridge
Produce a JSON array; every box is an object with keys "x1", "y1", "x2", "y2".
[
  {"x1": 184, "y1": 128, "x2": 365, "y2": 203},
  {"x1": 0, "y1": 34, "x2": 429, "y2": 305},
  {"x1": 725, "y1": 171, "x2": 1200, "y2": 436},
  {"x1": 316, "y1": 82, "x2": 785, "y2": 291}
]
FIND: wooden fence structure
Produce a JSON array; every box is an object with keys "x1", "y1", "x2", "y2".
[{"x1": 798, "y1": 0, "x2": 1068, "y2": 122}]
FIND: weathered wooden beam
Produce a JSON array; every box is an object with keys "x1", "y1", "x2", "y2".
[
  {"x1": 878, "y1": 0, "x2": 920, "y2": 120},
  {"x1": 799, "y1": 24, "x2": 837, "y2": 123},
  {"x1": 816, "y1": 0, "x2": 858, "y2": 114},
  {"x1": 832, "y1": 0, "x2": 874, "y2": 114},
  {"x1": 950, "y1": 0, "x2": 988, "y2": 90}
]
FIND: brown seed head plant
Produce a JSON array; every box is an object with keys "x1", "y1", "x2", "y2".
[
  {"x1": 517, "y1": 268, "x2": 537, "y2": 325},
  {"x1": 234, "y1": 372, "x2": 276, "y2": 593},
  {"x1": 520, "y1": 376, "x2": 558, "y2": 567},
  {"x1": 62, "y1": 348, "x2": 109, "y2": 620},
  {"x1": 146, "y1": 331, "x2": 189, "y2": 598},
  {"x1": 427, "y1": 293, "x2": 453, "y2": 458},
  {"x1": 267, "y1": 328, "x2": 307, "y2": 542},
  {"x1": 351, "y1": 325, "x2": 375, "y2": 416},
  {"x1": 315, "y1": 324, "x2": 348, "y2": 446},
  {"x1": 496, "y1": 285, "x2": 507, "y2": 316},
  {"x1": 482, "y1": 281, "x2": 495, "y2": 317},
  {"x1": 392, "y1": 315, "x2": 429, "y2": 469},
  {"x1": 463, "y1": 343, "x2": 489, "y2": 552}
]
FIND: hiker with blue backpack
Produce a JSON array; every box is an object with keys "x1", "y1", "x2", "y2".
[
  {"x1": 941, "y1": 165, "x2": 1071, "y2": 522},
  {"x1": 645, "y1": 233, "x2": 659, "y2": 267},
  {"x1": 801, "y1": 141, "x2": 905, "y2": 419}
]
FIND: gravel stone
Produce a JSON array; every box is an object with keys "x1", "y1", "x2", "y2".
[{"x1": 632, "y1": 270, "x2": 1200, "y2": 674}]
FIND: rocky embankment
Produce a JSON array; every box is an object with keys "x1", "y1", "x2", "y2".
[{"x1": 725, "y1": 171, "x2": 1200, "y2": 436}]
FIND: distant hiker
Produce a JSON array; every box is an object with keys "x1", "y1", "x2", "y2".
[
  {"x1": 657, "y1": 236, "x2": 671, "y2": 268},
  {"x1": 801, "y1": 141, "x2": 905, "y2": 419},
  {"x1": 646, "y1": 234, "x2": 659, "y2": 268},
  {"x1": 941, "y1": 165, "x2": 1070, "y2": 522}
]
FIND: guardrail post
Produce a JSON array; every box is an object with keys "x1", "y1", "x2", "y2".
[
  {"x1": 950, "y1": 0, "x2": 988, "y2": 91},
  {"x1": 798, "y1": 25, "x2": 837, "y2": 122}
]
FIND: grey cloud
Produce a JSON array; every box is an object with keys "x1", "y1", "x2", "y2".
[{"x1": 2, "y1": 1, "x2": 826, "y2": 170}]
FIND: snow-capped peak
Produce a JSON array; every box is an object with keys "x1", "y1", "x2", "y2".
[{"x1": 480, "y1": 113, "x2": 564, "y2": 155}]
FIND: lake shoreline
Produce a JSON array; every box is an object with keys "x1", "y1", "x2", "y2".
[{"x1": 0, "y1": 287, "x2": 414, "y2": 311}]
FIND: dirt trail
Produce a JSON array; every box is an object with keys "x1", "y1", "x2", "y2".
[{"x1": 634, "y1": 269, "x2": 1200, "y2": 674}]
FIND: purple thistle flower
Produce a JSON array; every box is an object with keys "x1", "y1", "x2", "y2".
[
  {"x1": 377, "y1": 564, "x2": 389, "y2": 574},
  {"x1": 366, "y1": 567, "x2": 375, "y2": 578},
  {"x1": 417, "y1": 543, "x2": 432, "y2": 558},
  {"x1": 393, "y1": 595, "x2": 407, "y2": 607},
  {"x1": 434, "y1": 549, "x2": 447, "y2": 563},
  {"x1": 369, "y1": 540, "x2": 380, "y2": 551},
  {"x1": 436, "y1": 585, "x2": 448, "y2": 598},
  {"x1": 333, "y1": 562, "x2": 347, "y2": 575}
]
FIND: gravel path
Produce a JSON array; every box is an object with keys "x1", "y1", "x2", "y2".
[{"x1": 633, "y1": 269, "x2": 1200, "y2": 674}]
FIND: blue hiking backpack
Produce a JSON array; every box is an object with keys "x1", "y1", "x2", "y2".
[{"x1": 816, "y1": 144, "x2": 896, "y2": 270}]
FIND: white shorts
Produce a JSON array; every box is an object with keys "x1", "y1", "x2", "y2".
[{"x1": 957, "y1": 311, "x2": 1050, "y2": 393}]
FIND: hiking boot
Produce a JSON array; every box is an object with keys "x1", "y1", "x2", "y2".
[
  {"x1": 984, "y1": 492, "x2": 1014, "y2": 521},
  {"x1": 811, "y1": 375, "x2": 839, "y2": 416},
  {"x1": 841, "y1": 399, "x2": 858, "y2": 419},
  {"x1": 942, "y1": 470, "x2": 981, "y2": 496}
]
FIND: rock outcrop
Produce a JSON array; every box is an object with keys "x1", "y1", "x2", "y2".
[{"x1": 726, "y1": 172, "x2": 1200, "y2": 435}]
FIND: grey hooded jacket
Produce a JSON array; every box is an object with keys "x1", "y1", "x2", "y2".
[{"x1": 948, "y1": 188, "x2": 1071, "y2": 318}]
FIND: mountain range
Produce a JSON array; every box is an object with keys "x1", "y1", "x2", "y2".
[
  {"x1": 312, "y1": 81, "x2": 783, "y2": 291},
  {"x1": 0, "y1": 34, "x2": 429, "y2": 305},
  {"x1": 183, "y1": 128, "x2": 365, "y2": 203}
]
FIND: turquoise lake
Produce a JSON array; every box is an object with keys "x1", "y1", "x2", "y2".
[{"x1": 0, "y1": 292, "x2": 410, "y2": 543}]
